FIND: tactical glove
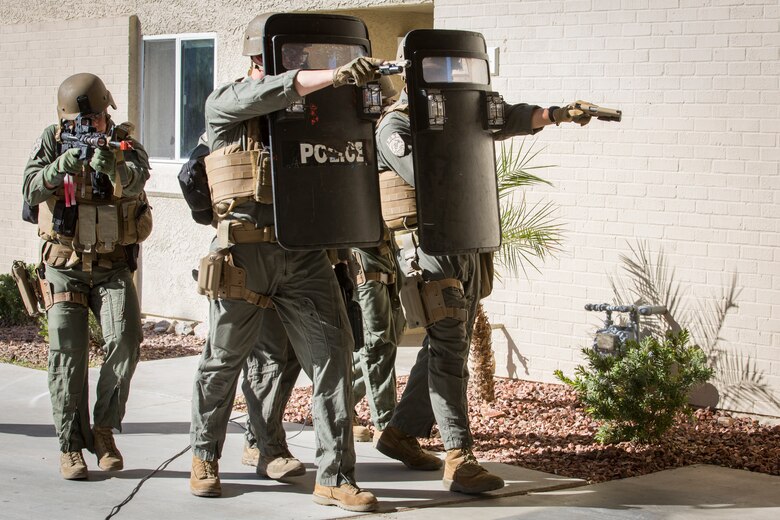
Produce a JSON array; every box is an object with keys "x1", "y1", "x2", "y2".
[
  {"x1": 332, "y1": 57, "x2": 384, "y2": 88},
  {"x1": 90, "y1": 147, "x2": 116, "y2": 176},
  {"x1": 41, "y1": 148, "x2": 82, "y2": 187},
  {"x1": 552, "y1": 102, "x2": 592, "y2": 126}
]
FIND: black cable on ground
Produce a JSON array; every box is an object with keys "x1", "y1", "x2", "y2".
[
  {"x1": 104, "y1": 444, "x2": 191, "y2": 520},
  {"x1": 106, "y1": 408, "x2": 312, "y2": 518}
]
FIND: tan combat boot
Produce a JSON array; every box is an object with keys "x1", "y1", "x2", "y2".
[
  {"x1": 93, "y1": 426, "x2": 123, "y2": 471},
  {"x1": 60, "y1": 450, "x2": 88, "y2": 480},
  {"x1": 372, "y1": 428, "x2": 383, "y2": 447},
  {"x1": 241, "y1": 440, "x2": 259, "y2": 467},
  {"x1": 443, "y1": 448, "x2": 504, "y2": 494},
  {"x1": 353, "y1": 414, "x2": 371, "y2": 442},
  {"x1": 312, "y1": 482, "x2": 378, "y2": 512},
  {"x1": 190, "y1": 456, "x2": 221, "y2": 497},
  {"x1": 375, "y1": 426, "x2": 442, "y2": 470},
  {"x1": 256, "y1": 448, "x2": 306, "y2": 480}
]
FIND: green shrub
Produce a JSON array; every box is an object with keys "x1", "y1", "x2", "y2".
[
  {"x1": 0, "y1": 265, "x2": 38, "y2": 327},
  {"x1": 555, "y1": 330, "x2": 714, "y2": 444}
]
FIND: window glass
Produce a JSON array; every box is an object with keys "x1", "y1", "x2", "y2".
[
  {"x1": 421, "y1": 56, "x2": 490, "y2": 85},
  {"x1": 142, "y1": 40, "x2": 175, "y2": 159},
  {"x1": 281, "y1": 43, "x2": 366, "y2": 70},
  {"x1": 180, "y1": 39, "x2": 214, "y2": 158}
]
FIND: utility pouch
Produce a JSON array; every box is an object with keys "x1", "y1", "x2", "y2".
[
  {"x1": 52, "y1": 200, "x2": 78, "y2": 237},
  {"x1": 197, "y1": 251, "x2": 225, "y2": 299},
  {"x1": 11, "y1": 260, "x2": 42, "y2": 316},
  {"x1": 22, "y1": 202, "x2": 39, "y2": 224},
  {"x1": 254, "y1": 148, "x2": 273, "y2": 204},
  {"x1": 96, "y1": 205, "x2": 119, "y2": 252},
  {"x1": 347, "y1": 299, "x2": 364, "y2": 352},
  {"x1": 74, "y1": 205, "x2": 97, "y2": 252},
  {"x1": 125, "y1": 244, "x2": 140, "y2": 272},
  {"x1": 399, "y1": 273, "x2": 429, "y2": 329},
  {"x1": 479, "y1": 251, "x2": 495, "y2": 300}
]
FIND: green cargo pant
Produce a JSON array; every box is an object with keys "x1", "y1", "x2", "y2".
[
  {"x1": 388, "y1": 247, "x2": 480, "y2": 450},
  {"x1": 190, "y1": 241, "x2": 356, "y2": 486},
  {"x1": 351, "y1": 246, "x2": 404, "y2": 430},
  {"x1": 242, "y1": 309, "x2": 301, "y2": 458},
  {"x1": 44, "y1": 261, "x2": 142, "y2": 453}
]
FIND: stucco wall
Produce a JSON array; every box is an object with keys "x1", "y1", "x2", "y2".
[{"x1": 435, "y1": 0, "x2": 780, "y2": 416}]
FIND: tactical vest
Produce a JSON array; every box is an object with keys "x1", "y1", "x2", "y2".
[
  {"x1": 37, "y1": 123, "x2": 153, "y2": 255},
  {"x1": 204, "y1": 117, "x2": 273, "y2": 220},
  {"x1": 377, "y1": 101, "x2": 417, "y2": 231}
]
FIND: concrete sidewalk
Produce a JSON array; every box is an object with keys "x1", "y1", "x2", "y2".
[{"x1": 1, "y1": 353, "x2": 778, "y2": 520}]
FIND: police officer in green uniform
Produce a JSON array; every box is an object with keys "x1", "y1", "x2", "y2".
[
  {"x1": 349, "y1": 78, "x2": 404, "y2": 444},
  {"x1": 188, "y1": 14, "x2": 382, "y2": 512},
  {"x1": 22, "y1": 73, "x2": 151, "y2": 480},
  {"x1": 373, "y1": 52, "x2": 592, "y2": 493},
  {"x1": 349, "y1": 239, "x2": 405, "y2": 442}
]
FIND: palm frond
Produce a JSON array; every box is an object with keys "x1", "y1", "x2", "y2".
[
  {"x1": 496, "y1": 139, "x2": 554, "y2": 199},
  {"x1": 496, "y1": 198, "x2": 563, "y2": 278}
]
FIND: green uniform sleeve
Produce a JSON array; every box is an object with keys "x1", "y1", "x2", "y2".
[
  {"x1": 117, "y1": 139, "x2": 151, "y2": 198},
  {"x1": 206, "y1": 71, "x2": 302, "y2": 149},
  {"x1": 493, "y1": 102, "x2": 542, "y2": 141},
  {"x1": 23, "y1": 125, "x2": 60, "y2": 206},
  {"x1": 376, "y1": 113, "x2": 415, "y2": 187}
]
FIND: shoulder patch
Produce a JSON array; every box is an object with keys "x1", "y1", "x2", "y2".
[
  {"x1": 386, "y1": 132, "x2": 408, "y2": 157},
  {"x1": 29, "y1": 136, "x2": 43, "y2": 160}
]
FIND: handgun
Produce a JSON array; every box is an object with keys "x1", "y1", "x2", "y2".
[
  {"x1": 378, "y1": 60, "x2": 411, "y2": 76},
  {"x1": 573, "y1": 101, "x2": 622, "y2": 122}
]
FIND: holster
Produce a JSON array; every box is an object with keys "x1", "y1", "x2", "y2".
[
  {"x1": 196, "y1": 250, "x2": 274, "y2": 309},
  {"x1": 11, "y1": 260, "x2": 42, "y2": 317}
]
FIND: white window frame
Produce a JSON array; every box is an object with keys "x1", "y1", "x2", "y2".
[{"x1": 140, "y1": 32, "x2": 217, "y2": 164}]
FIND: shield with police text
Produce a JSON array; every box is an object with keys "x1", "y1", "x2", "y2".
[
  {"x1": 264, "y1": 13, "x2": 383, "y2": 250},
  {"x1": 403, "y1": 29, "x2": 502, "y2": 255}
]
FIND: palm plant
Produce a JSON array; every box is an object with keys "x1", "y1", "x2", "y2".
[
  {"x1": 608, "y1": 240, "x2": 780, "y2": 413},
  {"x1": 470, "y1": 139, "x2": 563, "y2": 402}
]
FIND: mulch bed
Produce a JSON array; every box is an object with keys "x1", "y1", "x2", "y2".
[
  {"x1": 0, "y1": 324, "x2": 204, "y2": 368},
  {"x1": 4, "y1": 323, "x2": 778, "y2": 483}
]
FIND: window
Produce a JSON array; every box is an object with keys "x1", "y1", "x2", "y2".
[
  {"x1": 421, "y1": 56, "x2": 489, "y2": 85},
  {"x1": 280, "y1": 42, "x2": 366, "y2": 71},
  {"x1": 142, "y1": 34, "x2": 216, "y2": 161}
]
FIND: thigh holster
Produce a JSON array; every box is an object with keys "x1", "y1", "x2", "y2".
[
  {"x1": 400, "y1": 275, "x2": 467, "y2": 329},
  {"x1": 197, "y1": 251, "x2": 273, "y2": 309}
]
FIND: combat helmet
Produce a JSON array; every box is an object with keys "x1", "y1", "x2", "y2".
[
  {"x1": 57, "y1": 73, "x2": 116, "y2": 120},
  {"x1": 243, "y1": 13, "x2": 276, "y2": 56}
]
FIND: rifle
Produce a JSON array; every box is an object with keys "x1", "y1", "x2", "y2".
[
  {"x1": 573, "y1": 101, "x2": 622, "y2": 122},
  {"x1": 60, "y1": 114, "x2": 134, "y2": 161},
  {"x1": 60, "y1": 114, "x2": 134, "y2": 202}
]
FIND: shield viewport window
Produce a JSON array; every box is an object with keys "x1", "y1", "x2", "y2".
[
  {"x1": 282, "y1": 43, "x2": 366, "y2": 71},
  {"x1": 421, "y1": 56, "x2": 489, "y2": 85}
]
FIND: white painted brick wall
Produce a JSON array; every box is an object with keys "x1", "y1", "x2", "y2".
[
  {"x1": 0, "y1": 16, "x2": 134, "y2": 269},
  {"x1": 437, "y1": 0, "x2": 780, "y2": 416}
]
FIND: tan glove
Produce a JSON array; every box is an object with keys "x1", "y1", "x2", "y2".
[
  {"x1": 332, "y1": 57, "x2": 384, "y2": 88},
  {"x1": 552, "y1": 101, "x2": 592, "y2": 126}
]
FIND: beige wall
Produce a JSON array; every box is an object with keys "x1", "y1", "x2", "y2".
[
  {"x1": 0, "y1": 15, "x2": 138, "y2": 268},
  {"x1": 0, "y1": 1, "x2": 433, "y2": 324}
]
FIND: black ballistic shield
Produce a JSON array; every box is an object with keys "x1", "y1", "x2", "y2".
[
  {"x1": 264, "y1": 14, "x2": 383, "y2": 250},
  {"x1": 403, "y1": 29, "x2": 501, "y2": 255}
]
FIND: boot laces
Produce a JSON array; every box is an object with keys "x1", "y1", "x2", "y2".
[
  {"x1": 95, "y1": 428, "x2": 119, "y2": 457},
  {"x1": 197, "y1": 458, "x2": 218, "y2": 479},
  {"x1": 459, "y1": 448, "x2": 480, "y2": 467},
  {"x1": 66, "y1": 451, "x2": 83, "y2": 465}
]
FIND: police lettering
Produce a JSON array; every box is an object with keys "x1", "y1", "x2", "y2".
[{"x1": 299, "y1": 141, "x2": 366, "y2": 165}]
